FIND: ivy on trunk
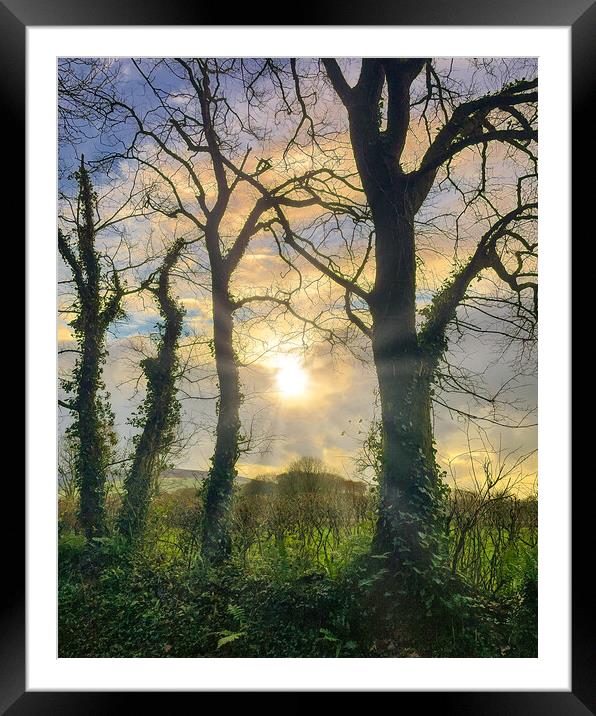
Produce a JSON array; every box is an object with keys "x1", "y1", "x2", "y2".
[
  {"x1": 118, "y1": 239, "x2": 186, "y2": 542},
  {"x1": 58, "y1": 158, "x2": 124, "y2": 539}
]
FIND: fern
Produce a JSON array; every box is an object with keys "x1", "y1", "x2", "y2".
[{"x1": 217, "y1": 630, "x2": 246, "y2": 649}]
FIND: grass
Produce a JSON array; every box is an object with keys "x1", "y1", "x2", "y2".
[{"x1": 58, "y1": 485, "x2": 538, "y2": 658}]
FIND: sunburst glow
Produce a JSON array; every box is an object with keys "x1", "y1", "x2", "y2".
[{"x1": 275, "y1": 355, "x2": 308, "y2": 398}]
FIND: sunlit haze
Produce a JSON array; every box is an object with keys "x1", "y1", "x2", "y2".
[{"x1": 275, "y1": 355, "x2": 309, "y2": 398}]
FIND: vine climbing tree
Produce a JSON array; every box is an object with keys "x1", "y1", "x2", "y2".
[{"x1": 58, "y1": 158, "x2": 125, "y2": 538}]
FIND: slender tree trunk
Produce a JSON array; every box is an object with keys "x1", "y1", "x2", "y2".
[
  {"x1": 62, "y1": 159, "x2": 116, "y2": 540},
  {"x1": 76, "y1": 323, "x2": 108, "y2": 539},
  {"x1": 201, "y1": 277, "x2": 242, "y2": 563},
  {"x1": 118, "y1": 360, "x2": 179, "y2": 540},
  {"x1": 119, "y1": 245, "x2": 184, "y2": 541}
]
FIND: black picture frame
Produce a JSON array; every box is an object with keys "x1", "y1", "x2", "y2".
[{"x1": 9, "y1": 1, "x2": 585, "y2": 710}]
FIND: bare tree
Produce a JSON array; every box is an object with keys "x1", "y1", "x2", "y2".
[
  {"x1": 267, "y1": 58, "x2": 538, "y2": 568},
  {"x1": 59, "y1": 58, "x2": 348, "y2": 562}
]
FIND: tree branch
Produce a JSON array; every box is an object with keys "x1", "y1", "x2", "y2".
[
  {"x1": 344, "y1": 290, "x2": 373, "y2": 338},
  {"x1": 411, "y1": 78, "x2": 538, "y2": 210},
  {"x1": 321, "y1": 59, "x2": 354, "y2": 107},
  {"x1": 58, "y1": 398, "x2": 78, "y2": 412},
  {"x1": 58, "y1": 229, "x2": 86, "y2": 298},
  {"x1": 418, "y1": 203, "x2": 537, "y2": 358},
  {"x1": 273, "y1": 207, "x2": 370, "y2": 301}
]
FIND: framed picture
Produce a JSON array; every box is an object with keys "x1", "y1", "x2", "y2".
[{"x1": 11, "y1": 0, "x2": 586, "y2": 710}]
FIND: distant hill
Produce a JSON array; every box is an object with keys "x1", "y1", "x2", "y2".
[{"x1": 159, "y1": 468, "x2": 252, "y2": 486}]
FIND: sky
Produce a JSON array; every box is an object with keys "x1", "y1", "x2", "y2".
[{"x1": 58, "y1": 57, "x2": 538, "y2": 494}]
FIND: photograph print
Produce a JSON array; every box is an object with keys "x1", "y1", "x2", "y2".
[{"x1": 57, "y1": 57, "x2": 538, "y2": 659}]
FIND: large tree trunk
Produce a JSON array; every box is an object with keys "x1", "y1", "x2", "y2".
[
  {"x1": 366, "y1": 185, "x2": 441, "y2": 566},
  {"x1": 201, "y1": 278, "x2": 242, "y2": 563},
  {"x1": 370, "y1": 326, "x2": 439, "y2": 564},
  {"x1": 344, "y1": 92, "x2": 444, "y2": 566}
]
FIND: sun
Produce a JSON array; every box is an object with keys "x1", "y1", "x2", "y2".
[{"x1": 275, "y1": 355, "x2": 308, "y2": 398}]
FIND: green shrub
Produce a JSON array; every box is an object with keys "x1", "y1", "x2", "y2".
[
  {"x1": 58, "y1": 532, "x2": 87, "y2": 573},
  {"x1": 58, "y1": 465, "x2": 537, "y2": 658}
]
